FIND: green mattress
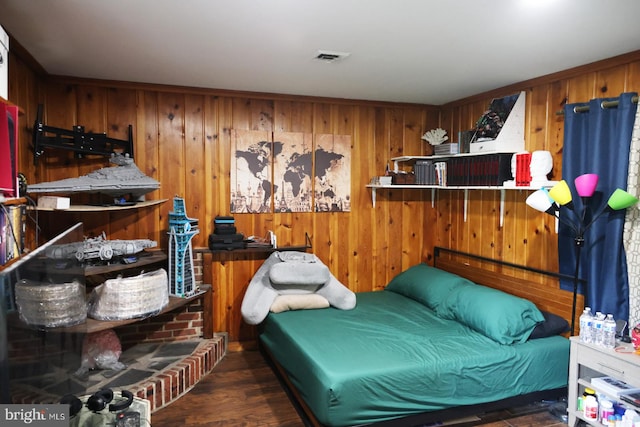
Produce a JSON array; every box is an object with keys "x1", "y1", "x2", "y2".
[{"x1": 260, "y1": 290, "x2": 569, "y2": 426}]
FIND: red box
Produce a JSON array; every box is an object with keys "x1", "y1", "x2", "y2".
[{"x1": 515, "y1": 153, "x2": 531, "y2": 187}]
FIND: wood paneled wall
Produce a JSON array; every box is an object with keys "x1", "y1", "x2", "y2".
[{"x1": 9, "y1": 46, "x2": 640, "y2": 344}]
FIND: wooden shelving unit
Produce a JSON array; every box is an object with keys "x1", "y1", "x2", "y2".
[
  {"x1": 9, "y1": 285, "x2": 211, "y2": 335},
  {"x1": 44, "y1": 284, "x2": 211, "y2": 334},
  {"x1": 85, "y1": 250, "x2": 167, "y2": 277},
  {"x1": 198, "y1": 232, "x2": 312, "y2": 254}
]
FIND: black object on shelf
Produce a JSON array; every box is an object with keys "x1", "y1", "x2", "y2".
[
  {"x1": 32, "y1": 104, "x2": 134, "y2": 165},
  {"x1": 204, "y1": 232, "x2": 312, "y2": 254}
]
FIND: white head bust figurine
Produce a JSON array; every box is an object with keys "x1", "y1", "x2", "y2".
[{"x1": 529, "y1": 150, "x2": 553, "y2": 185}]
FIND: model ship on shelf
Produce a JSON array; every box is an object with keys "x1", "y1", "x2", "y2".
[
  {"x1": 27, "y1": 153, "x2": 160, "y2": 202},
  {"x1": 46, "y1": 231, "x2": 157, "y2": 263}
]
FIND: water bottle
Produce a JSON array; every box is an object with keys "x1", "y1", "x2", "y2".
[
  {"x1": 603, "y1": 314, "x2": 617, "y2": 349},
  {"x1": 580, "y1": 307, "x2": 594, "y2": 342},
  {"x1": 593, "y1": 312, "x2": 605, "y2": 347}
]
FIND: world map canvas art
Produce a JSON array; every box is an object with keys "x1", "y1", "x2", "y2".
[
  {"x1": 273, "y1": 131, "x2": 313, "y2": 212},
  {"x1": 231, "y1": 129, "x2": 273, "y2": 213},
  {"x1": 230, "y1": 130, "x2": 351, "y2": 214},
  {"x1": 314, "y1": 134, "x2": 351, "y2": 212}
]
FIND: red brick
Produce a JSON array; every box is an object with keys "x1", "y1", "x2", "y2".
[
  {"x1": 175, "y1": 312, "x2": 201, "y2": 321},
  {"x1": 163, "y1": 321, "x2": 189, "y2": 330}
]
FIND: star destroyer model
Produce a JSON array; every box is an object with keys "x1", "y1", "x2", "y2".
[{"x1": 27, "y1": 153, "x2": 160, "y2": 200}]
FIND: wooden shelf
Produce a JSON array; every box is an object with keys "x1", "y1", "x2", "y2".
[
  {"x1": 85, "y1": 250, "x2": 167, "y2": 277},
  {"x1": 196, "y1": 232, "x2": 312, "y2": 254},
  {"x1": 32, "y1": 198, "x2": 167, "y2": 212},
  {"x1": 45, "y1": 284, "x2": 211, "y2": 334},
  {"x1": 0, "y1": 197, "x2": 26, "y2": 206}
]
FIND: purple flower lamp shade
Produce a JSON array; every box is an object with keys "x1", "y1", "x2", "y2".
[{"x1": 574, "y1": 174, "x2": 599, "y2": 198}]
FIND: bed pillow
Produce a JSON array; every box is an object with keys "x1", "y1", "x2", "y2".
[
  {"x1": 270, "y1": 294, "x2": 330, "y2": 313},
  {"x1": 384, "y1": 263, "x2": 475, "y2": 310},
  {"x1": 436, "y1": 283, "x2": 545, "y2": 345},
  {"x1": 529, "y1": 311, "x2": 570, "y2": 339}
]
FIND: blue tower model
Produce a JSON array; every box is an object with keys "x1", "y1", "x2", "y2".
[{"x1": 168, "y1": 197, "x2": 199, "y2": 297}]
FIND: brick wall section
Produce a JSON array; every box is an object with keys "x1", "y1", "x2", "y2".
[
  {"x1": 129, "y1": 334, "x2": 226, "y2": 413},
  {"x1": 9, "y1": 252, "x2": 217, "y2": 410},
  {"x1": 11, "y1": 333, "x2": 228, "y2": 413},
  {"x1": 118, "y1": 299, "x2": 205, "y2": 349}
]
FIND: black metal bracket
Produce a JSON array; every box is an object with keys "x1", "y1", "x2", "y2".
[{"x1": 32, "y1": 104, "x2": 134, "y2": 165}]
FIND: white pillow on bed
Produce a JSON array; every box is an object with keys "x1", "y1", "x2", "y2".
[{"x1": 270, "y1": 294, "x2": 330, "y2": 313}]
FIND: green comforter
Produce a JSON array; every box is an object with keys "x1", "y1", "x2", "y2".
[{"x1": 260, "y1": 290, "x2": 569, "y2": 426}]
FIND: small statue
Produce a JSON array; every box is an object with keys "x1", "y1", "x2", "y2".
[
  {"x1": 421, "y1": 128, "x2": 448, "y2": 146},
  {"x1": 529, "y1": 150, "x2": 553, "y2": 187}
]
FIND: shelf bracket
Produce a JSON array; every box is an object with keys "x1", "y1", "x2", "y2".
[
  {"x1": 431, "y1": 188, "x2": 435, "y2": 208},
  {"x1": 500, "y1": 189, "x2": 505, "y2": 227},
  {"x1": 464, "y1": 189, "x2": 468, "y2": 222},
  {"x1": 371, "y1": 187, "x2": 377, "y2": 207}
]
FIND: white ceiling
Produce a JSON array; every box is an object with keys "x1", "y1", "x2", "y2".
[{"x1": 1, "y1": 0, "x2": 640, "y2": 105}]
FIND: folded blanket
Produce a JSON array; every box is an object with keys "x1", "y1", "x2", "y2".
[{"x1": 240, "y1": 251, "x2": 356, "y2": 325}]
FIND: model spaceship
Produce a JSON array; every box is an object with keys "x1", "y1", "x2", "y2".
[
  {"x1": 27, "y1": 153, "x2": 160, "y2": 199},
  {"x1": 46, "y1": 231, "x2": 157, "y2": 262}
]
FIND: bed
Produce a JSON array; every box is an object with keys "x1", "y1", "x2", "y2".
[{"x1": 259, "y1": 247, "x2": 573, "y2": 427}]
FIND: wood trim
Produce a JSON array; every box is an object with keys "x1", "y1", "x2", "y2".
[
  {"x1": 202, "y1": 283, "x2": 214, "y2": 339},
  {"x1": 43, "y1": 74, "x2": 441, "y2": 109}
]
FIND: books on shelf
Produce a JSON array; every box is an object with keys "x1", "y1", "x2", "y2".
[
  {"x1": 433, "y1": 143, "x2": 459, "y2": 156},
  {"x1": 414, "y1": 160, "x2": 446, "y2": 186},
  {"x1": 412, "y1": 154, "x2": 512, "y2": 187}
]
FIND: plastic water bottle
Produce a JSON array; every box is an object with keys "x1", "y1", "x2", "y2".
[
  {"x1": 580, "y1": 307, "x2": 594, "y2": 343},
  {"x1": 603, "y1": 314, "x2": 617, "y2": 349},
  {"x1": 593, "y1": 312, "x2": 605, "y2": 347}
]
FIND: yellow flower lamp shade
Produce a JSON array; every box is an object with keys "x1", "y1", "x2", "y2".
[{"x1": 548, "y1": 180, "x2": 573, "y2": 206}]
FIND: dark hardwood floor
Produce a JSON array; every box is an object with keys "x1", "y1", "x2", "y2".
[{"x1": 151, "y1": 349, "x2": 568, "y2": 427}]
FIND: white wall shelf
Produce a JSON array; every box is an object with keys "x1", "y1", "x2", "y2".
[{"x1": 366, "y1": 184, "x2": 556, "y2": 226}]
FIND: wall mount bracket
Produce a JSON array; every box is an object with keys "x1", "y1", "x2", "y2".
[{"x1": 32, "y1": 104, "x2": 134, "y2": 165}]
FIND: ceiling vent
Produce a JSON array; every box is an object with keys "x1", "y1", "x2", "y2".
[{"x1": 314, "y1": 50, "x2": 350, "y2": 63}]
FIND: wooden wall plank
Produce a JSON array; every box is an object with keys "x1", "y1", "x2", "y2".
[{"x1": 9, "y1": 50, "x2": 640, "y2": 344}]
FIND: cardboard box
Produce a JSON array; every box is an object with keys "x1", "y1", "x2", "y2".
[{"x1": 37, "y1": 196, "x2": 70, "y2": 210}]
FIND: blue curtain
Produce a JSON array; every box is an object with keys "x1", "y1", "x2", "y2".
[{"x1": 560, "y1": 92, "x2": 637, "y2": 323}]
